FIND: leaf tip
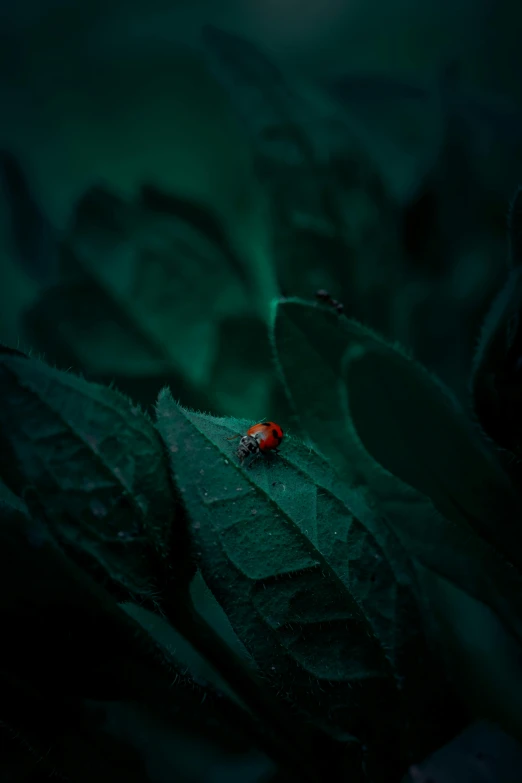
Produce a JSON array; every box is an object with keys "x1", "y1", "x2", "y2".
[{"x1": 155, "y1": 385, "x2": 176, "y2": 417}]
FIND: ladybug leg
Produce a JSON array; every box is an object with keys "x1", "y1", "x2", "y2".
[
  {"x1": 244, "y1": 449, "x2": 263, "y2": 469},
  {"x1": 248, "y1": 450, "x2": 262, "y2": 468},
  {"x1": 226, "y1": 433, "x2": 241, "y2": 441}
]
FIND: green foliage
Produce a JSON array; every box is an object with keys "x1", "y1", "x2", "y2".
[
  {"x1": 23, "y1": 183, "x2": 282, "y2": 421},
  {"x1": 271, "y1": 297, "x2": 522, "y2": 751},
  {"x1": 3, "y1": 292, "x2": 522, "y2": 780},
  {"x1": 272, "y1": 298, "x2": 522, "y2": 569},
  {"x1": 155, "y1": 391, "x2": 462, "y2": 779},
  {"x1": 3, "y1": 20, "x2": 522, "y2": 783},
  {"x1": 60, "y1": 184, "x2": 254, "y2": 386},
  {"x1": 4, "y1": 284, "x2": 522, "y2": 779},
  {"x1": 202, "y1": 23, "x2": 403, "y2": 336},
  {"x1": 0, "y1": 345, "x2": 191, "y2": 601}
]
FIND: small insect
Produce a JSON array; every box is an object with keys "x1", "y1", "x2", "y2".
[
  {"x1": 315, "y1": 289, "x2": 345, "y2": 314},
  {"x1": 227, "y1": 421, "x2": 284, "y2": 466}
]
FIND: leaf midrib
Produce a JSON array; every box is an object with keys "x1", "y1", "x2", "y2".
[
  {"x1": 182, "y1": 407, "x2": 397, "y2": 683},
  {"x1": 3, "y1": 360, "x2": 151, "y2": 526}
]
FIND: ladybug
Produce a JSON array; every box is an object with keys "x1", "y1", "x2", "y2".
[{"x1": 228, "y1": 421, "x2": 284, "y2": 466}]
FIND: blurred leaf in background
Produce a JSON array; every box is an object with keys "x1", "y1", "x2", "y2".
[
  {"x1": 156, "y1": 393, "x2": 464, "y2": 781},
  {"x1": 271, "y1": 298, "x2": 522, "y2": 749},
  {"x1": 3, "y1": 19, "x2": 521, "y2": 414},
  {"x1": 57, "y1": 184, "x2": 253, "y2": 386},
  {"x1": 0, "y1": 150, "x2": 58, "y2": 287},
  {"x1": 202, "y1": 24, "x2": 405, "y2": 338},
  {"x1": 22, "y1": 181, "x2": 284, "y2": 420},
  {"x1": 324, "y1": 58, "x2": 513, "y2": 399}
]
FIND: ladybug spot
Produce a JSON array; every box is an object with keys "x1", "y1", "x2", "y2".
[{"x1": 272, "y1": 428, "x2": 281, "y2": 440}]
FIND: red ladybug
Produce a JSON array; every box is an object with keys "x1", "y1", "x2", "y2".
[{"x1": 228, "y1": 421, "x2": 284, "y2": 466}]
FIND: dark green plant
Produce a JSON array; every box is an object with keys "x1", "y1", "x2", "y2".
[
  {"x1": 22, "y1": 182, "x2": 285, "y2": 424},
  {"x1": 2, "y1": 24, "x2": 522, "y2": 782},
  {"x1": 202, "y1": 23, "x2": 404, "y2": 338},
  {"x1": 3, "y1": 273, "x2": 522, "y2": 780}
]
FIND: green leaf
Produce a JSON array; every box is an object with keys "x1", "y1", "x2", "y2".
[
  {"x1": 201, "y1": 24, "x2": 318, "y2": 165},
  {"x1": 272, "y1": 299, "x2": 522, "y2": 738},
  {"x1": 24, "y1": 276, "x2": 287, "y2": 420},
  {"x1": 268, "y1": 159, "x2": 401, "y2": 334},
  {"x1": 24, "y1": 276, "x2": 172, "y2": 376},
  {"x1": 202, "y1": 27, "x2": 401, "y2": 336},
  {"x1": 272, "y1": 299, "x2": 522, "y2": 572},
  {"x1": 209, "y1": 315, "x2": 274, "y2": 418},
  {"x1": 208, "y1": 315, "x2": 295, "y2": 425},
  {"x1": 59, "y1": 185, "x2": 254, "y2": 385},
  {"x1": 0, "y1": 149, "x2": 58, "y2": 287},
  {"x1": 0, "y1": 346, "x2": 191, "y2": 600},
  {"x1": 23, "y1": 275, "x2": 217, "y2": 413},
  {"x1": 139, "y1": 184, "x2": 251, "y2": 285},
  {"x1": 155, "y1": 391, "x2": 462, "y2": 778}
]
